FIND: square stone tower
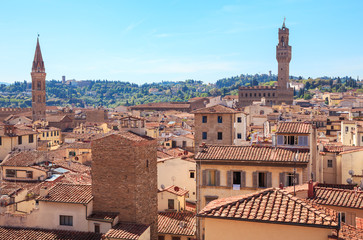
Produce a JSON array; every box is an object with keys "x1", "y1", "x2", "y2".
[
  {"x1": 91, "y1": 132, "x2": 158, "y2": 240},
  {"x1": 31, "y1": 37, "x2": 46, "y2": 121}
]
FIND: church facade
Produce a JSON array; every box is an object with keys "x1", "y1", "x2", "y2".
[{"x1": 238, "y1": 21, "x2": 294, "y2": 107}]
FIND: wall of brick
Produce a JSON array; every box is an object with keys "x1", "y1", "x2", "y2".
[{"x1": 91, "y1": 133, "x2": 158, "y2": 240}]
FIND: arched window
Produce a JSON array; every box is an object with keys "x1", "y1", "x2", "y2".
[{"x1": 37, "y1": 81, "x2": 41, "y2": 90}]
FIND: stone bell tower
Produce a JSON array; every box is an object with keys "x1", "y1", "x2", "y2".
[
  {"x1": 31, "y1": 37, "x2": 46, "y2": 121},
  {"x1": 276, "y1": 19, "x2": 294, "y2": 104},
  {"x1": 276, "y1": 19, "x2": 291, "y2": 89}
]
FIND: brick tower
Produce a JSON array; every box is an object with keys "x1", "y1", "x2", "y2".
[
  {"x1": 92, "y1": 132, "x2": 158, "y2": 239},
  {"x1": 31, "y1": 37, "x2": 46, "y2": 121},
  {"x1": 276, "y1": 19, "x2": 294, "y2": 103}
]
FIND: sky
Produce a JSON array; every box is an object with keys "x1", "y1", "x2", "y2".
[{"x1": 0, "y1": 0, "x2": 362, "y2": 84}]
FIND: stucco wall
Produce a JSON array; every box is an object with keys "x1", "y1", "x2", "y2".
[
  {"x1": 157, "y1": 158, "x2": 196, "y2": 201},
  {"x1": 204, "y1": 218, "x2": 333, "y2": 240}
]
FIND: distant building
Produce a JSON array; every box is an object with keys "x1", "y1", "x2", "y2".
[{"x1": 238, "y1": 20, "x2": 294, "y2": 107}]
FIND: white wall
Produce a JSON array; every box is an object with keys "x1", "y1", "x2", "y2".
[{"x1": 157, "y1": 158, "x2": 196, "y2": 201}]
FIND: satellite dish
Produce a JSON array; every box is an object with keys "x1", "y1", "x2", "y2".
[
  {"x1": 346, "y1": 178, "x2": 353, "y2": 184},
  {"x1": 160, "y1": 184, "x2": 165, "y2": 190},
  {"x1": 348, "y1": 170, "x2": 354, "y2": 176}
]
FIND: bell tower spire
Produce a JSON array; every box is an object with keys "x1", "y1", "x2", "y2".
[{"x1": 31, "y1": 36, "x2": 46, "y2": 121}]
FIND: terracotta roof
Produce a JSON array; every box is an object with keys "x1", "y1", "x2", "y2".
[
  {"x1": 104, "y1": 222, "x2": 149, "y2": 239},
  {"x1": 158, "y1": 212, "x2": 196, "y2": 236},
  {"x1": 199, "y1": 188, "x2": 338, "y2": 228},
  {"x1": 0, "y1": 151, "x2": 49, "y2": 167},
  {"x1": 195, "y1": 145, "x2": 309, "y2": 163},
  {"x1": 276, "y1": 122, "x2": 311, "y2": 134},
  {"x1": 53, "y1": 160, "x2": 91, "y2": 173},
  {"x1": 37, "y1": 183, "x2": 93, "y2": 204},
  {"x1": 311, "y1": 187, "x2": 363, "y2": 209},
  {"x1": 130, "y1": 102, "x2": 190, "y2": 110},
  {"x1": 0, "y1": 126, "x2": 36, "y2": 137},
  {"x1": 0, "y1": 226, "x2": 102, "y2": 240},
  {"x1": 331, "y1": 223, "x2": 363, "y2": 240},
  {"x1": 46, "y1": 115, "x2": 71, "y2": 122},
  {"x1": 65, "y1": 142, "x2": 92, "y2": 149},
  {"x1": 191, "y1": 104, "x2": 240, "y2": 114},
  {"x1": 322, "y1": 145, "x2": 363, "y2": 153},
  {"x1": 160, "y1": 185, "x2": 189, "y2": 196},
  {"x1": 87, "y1": 212, "x2": 119, "y2": 222}
]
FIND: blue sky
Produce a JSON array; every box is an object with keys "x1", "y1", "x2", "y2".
[{"x1": 0, "y1": 0, "x2": 362, "y2": 84}]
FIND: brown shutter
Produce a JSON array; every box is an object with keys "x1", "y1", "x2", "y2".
[
  {"x1": 267, "y1": 172, "x2": 272, "y2": 188},
  {"x1": 227, "y1": 171, "x2": 232, "y2": 187},
  {"x1": 253, "y1": 171, "x2": 258, "y2": 188},
  {"x1": 279, "y1": 172, "x2": 285, "y2": 187},
  {"x1": 202, "y1": 170, "x2": 207, "y2": 186},
  {"x1": 241, "y1": 171, "x2": 246, "y2": 187},
  {"x1": 295, "y1": 173, "x2": 299, "y2": 185},
  {"x1": 216, "y1": 170, "x2": 220, "y2": 186}
]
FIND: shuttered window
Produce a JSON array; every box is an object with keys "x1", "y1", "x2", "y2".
[
  {"x1": 298, "y1": 136, "x2": 308, "y2": 146},
  {"x1": 253, "y1": 171, "x2": 272, "y2": 188},
  {"x1": 277, "y1": 135, "x2": 284, "y2": 145},
  {"x1": 227, "y1": 171, "x2": 246, "y2": 188},
  {"x1": 202, "y1": 170, "x2": 220, "y2": 186}
]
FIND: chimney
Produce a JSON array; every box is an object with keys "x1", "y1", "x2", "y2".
[
  {"x1": 308, "y1": 180, "x2": 314, "y2": 199},
  {"x1": 40, "y1": 186, "x2": 49, "y2": 197}
]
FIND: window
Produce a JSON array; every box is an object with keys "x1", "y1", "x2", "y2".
[
  {"x1": 233, "y1": 171, "x2": 241, "y2": 189},
  {"x1": 26, "y1": 171, "x2": 33, "y2": 179},
  {"x1": 258, "y1": 172, "x2": 267, "y2": 188},
  {"x1": 345, "y1": 127, "x2": 349, "y2": 133},
  {"x1": 206, "y1": 170, "x2": 217, "y2": 186},
  {"x1": 260, "y1": 110, "x2": 264, "y2": 115},
  {"x1": 202, "y1": 132, "x2": 207, "y2": 140},
  {"x1": 205, "y1": 196, "x2": 218, "y2": 205},
  {"x1": 237, "y1": 133, "x2": 242, "y2": 139},
  {"x1": 202, "y1": 116, "x2": 207, "y2": 123},
  {"x1": 47, "y1": 132, "x2": 49, "y2": 137},
  {"x1": 18, "y1": 136, "x2": 22, "y2": 145},
  {"x1": 286, "y1": 173, "x2": 294, "y2": 186},
  {"x1": 172, "y1": 237, "x2": 181, "y2": 240},
  {"x1": 284, "y1": 136, "x2": 297, "y2": 145},
  {"x1": 29, "y1": 134, "x2": 34, "y2": 143},
  {"x1": 0, "y1": 136, "x2": 2, "y2": 145},
  {"x1": 217, "y1": 116, "x2": 223, "y2": 123},
  {"x1": 165, "y1": 142, "x2": 170, "y2": 146},
  {"x1": 217, "y1": 132, "x2": 223, "y2": 140},
  {"x1": 6, "y1": 169, "x2": 16, "y2": 178},
  {"x1": 253, "y1": 172, "x2": 272, "y2": 188},
  {"x1": 237, "y1": 117, "x2": 242, "y2": 123},
  {"x1": 60, "y1": 215, "x2": 73, "y2": 226},
  {"x1": 158, "y1": 236, "x2": 165, "y2": 240},
  {"x1": 182, "y1": 141, "x2": 186, "y2": 148},
  {"x1": 37, "y1": 81, "x2": 41, "y2": 90},
  {"x1": 51, "y1": 131, "x2": 53, "y2": 137},
  {"x1": 168, "y1": 199, "x2": 174, "y2": 210},
  {"x1": 189, "y1": 171, "x2": 195, "y2": 178},
  {"x1": 341, "y1": 212, "x2": 346, "y2": 223},
  {"x1": 327, "y1": 159, "x2": 333, "y2": 168},
  {"x1": 43, "y1": 132, "x2": 45, "y2": 137},
  {"x1": 94, "y1": 224, "x2": 100, "y2": 233}
]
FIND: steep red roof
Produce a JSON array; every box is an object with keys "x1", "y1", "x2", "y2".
[
  {"x1": 312, "y1": 187, "x2": 363, "y2": 209},
  {"x1": 276, "y1": 122, "x2": 311, "y2": 134},
  {"x1": 32, "y1": 37, "x2": 45, "y2": 73},
  {"x1": 0, "y1": 151, "x2": 49, "y2": 167},
  {"x1": 0, "y1": 226, "x2": 101, "y2": 240},
  {"x1": 195, "y1": 145, "x2": 309, "y2": 163},
  {"x1": 104, "y1": 222, "x2": 149, "y2": 240},
  {"x1": 37, "y1": 183, "x2": 93, "y2": 204},
  {"x1": 199, "y1": 188, "x2": 338, "y2": 228},
  {"x1": 158, "y1": 212, "x2": 196, "y2": 236}
]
